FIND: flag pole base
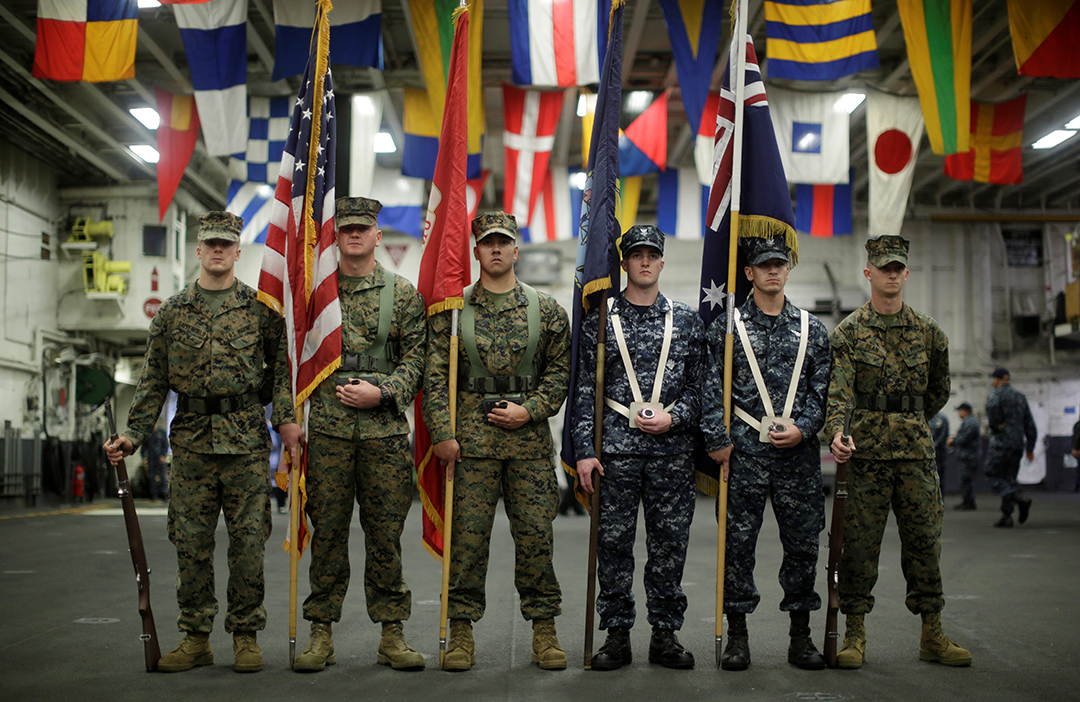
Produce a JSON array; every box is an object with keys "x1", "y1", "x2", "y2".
[
  {"x1": 289, "y1": 638, "x2": 296, "y2": 669},
  {"x1": 715, "y1": 635, "x2": 723, "y2": 669}
]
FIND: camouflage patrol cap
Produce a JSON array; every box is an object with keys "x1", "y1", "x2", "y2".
[
  {"x1": 472, "y1": 211, "x2": 518, "y2": 241},
  {"x1": 198, "y1": 211, "x2": 243, "y2": 242},
  {"x1": 620, "y1": 224, "x2": 665, "y2": 257},
  {"x1": 865, "y1": 235, "x2": 910, "y2": 267},
  {"x1": 741, "y1": 235, "x2": 790, "y2": 266},
  {"x1": 336, "y1": 196, "x2": 382, "y2": 228}
]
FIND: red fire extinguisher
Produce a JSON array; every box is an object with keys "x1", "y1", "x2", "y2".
[{"x1": 72, "y1": 463, "x2": 85, "y2": 500}]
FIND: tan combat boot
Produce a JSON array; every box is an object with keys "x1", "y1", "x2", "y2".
[
  {"x1": 232, "y1": 631, "x2": 263, "y2": 673},
  {"x1": 294, "y1": 622, "x2": 335, "y2": 672},
  {"x1": 919, "y1": 612, "x2": 972, "y2": 666},
  {"x1": 377, "y1": 621, "x2": 425, "y2": 670},
  {"x1": 531, "y1": 618, "x2": 567, "y2": 670},
  {"x1": 836, "y1": 614, "x2": 866, "y2": 669},
  {"x1": 442, "y1": 619, "x2": 475, "y2": 671},
  {"x1": 157, "y1": 632, "x2": 213, "y2": 672}
]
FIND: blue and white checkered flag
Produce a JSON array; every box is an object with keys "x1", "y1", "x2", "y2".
[{"x1": 227, "y1": 96, "x2": 291, "y2": 243}]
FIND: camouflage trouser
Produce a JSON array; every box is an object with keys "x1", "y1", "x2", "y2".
[
  {"x1": 986, "y1": 445, "x2": 1025, "y2": 515},
  {"x1": 448, "y1": 456, "x2": 561, "y2": 622},
  {"x1": 168, "y1": 448, "x2": 272, "y2": 634},
  {"x1": 956, "y1": 455, "x2": 978, "y2": 505},
  {"x1": 597, "y1": 453, "x2": 695, "y2": 631},
  {"x1": 839, "y1": 457, "x2": 944, "y2": 616},
  {"x1": 303, "y1": 432, "x2": 413, "y2": 624},
  {"x1": 723, "y1": 449, "x2": 824, "y2": 614}
]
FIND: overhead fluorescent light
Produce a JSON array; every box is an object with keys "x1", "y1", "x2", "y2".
[
  {"x1": 256, "y1": 184, "x2": 274, "y2": 199},
  {"x1": 1065, "y1": 114, "x2": 1080, "y2": 130},
  {"x1": 129, "y1": 144, "x2": 160, "y2": 163},
  {"x1": 129, "y1": 107, "x2": 160, "y2": 130},
  {"x1": 835, "y1": 93, "x2": 865, "y2": 114},
  {"x1": 626, "y1": 90, "x2": 652, "y2": 114},
  {"x1": 374, "y1": 132, "x2": 396, "y2": 153},
  {"x1": 571, "y1": 172, "x2": 587, "y2": 190},
  {"x1": 138, "y1": 0, "x2": 161, "y2": 7},
  {"x1": 1032, "y1": 130, "x2": 1077, "y2": 149},
  {"x1": 578, "y1": 93, "x2": 595, "y2": 117}
]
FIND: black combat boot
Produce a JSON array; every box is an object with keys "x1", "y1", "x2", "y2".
[
  {"x1": 648, "y1": 628, "x2": 695, "y2": 669},
  {"x1": 591, "y1": 627, "x2": 632, "y2": 671},
  {"x1": 721, "y1": 613, "x2": 750, "y2": 671},
  {"x1": 788, "y1": 610, "x2": 826, "y2": 670}
]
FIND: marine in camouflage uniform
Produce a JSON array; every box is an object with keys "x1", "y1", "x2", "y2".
[
  {"x1": 700, "y1": 235, "x2": 830, "y2": 671},
  {"x1": 423, "y1": 211, "x2": 570, "y2": 671},
  {"x1": 294, "y1": 197, "x2": 427, "y2": 672},
  {"x1": 950, "y1": 402, "x2": 980, "y2": 510},
  {"x1": 572, "y1": 225, "x2": 704, "y2": 671},
  {"x1": 984, "y1": 368, "x2": 1037, "y2": 527},
  {"x1": 826, "y1": 235, "x2": 970, "y2": 668},
  {"x1": 104, "y1": 212, "x2": 298, "y2": 674}
]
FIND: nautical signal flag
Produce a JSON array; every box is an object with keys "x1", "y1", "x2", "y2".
[
  {"x1": 155, "y1": 89, "x2": 200, "y2": 222},
  {"x1": 657, "y1": 0, "x2": 724, "y2": 140},
  {"x1": 944, "y1": 96, "x2": 1027, "y2": 185},
  {"x1": 764, "y1": 0, "x2": 880, "y2": 81},
  {"x1": 227, "y1": 96, "x2": 292, "y2": 245},
  {"x1": 867, "y1": 90, "x2": 924, "y2": 239},
  {"x1": 1007, "y1": 0, "x2": 1080, "y2": 79},
  {"x1": 502, "y1": 85, "x2": 565, "y2": 227},
  {"x1": 795, "y1": 168, "x2": 854, "y2": 238},
  {"x1": 173, "y1": 0, "x2": 249, "y2": 157},
  {"x1": 271, "y1": 0, "x2": 382, "y2": 81},
  {"x1": 404, "y1": 0, "x2": 485, "y2": 181},
  {"x1": 897, "y1": 0, "x2": 972, "y2": 156},
  {"x1": 769, "y1": 87, "x2": 850, "y2": 185},
  {"x1": 33, "y1": 0, "x2": 138, "y2": 82},
  {"x1": 507, "y1": 0, "x2": 612, "y2": 87},
  {"x1": 657, "y1": 167, "x2": 710, "y2": 240},
  {"x1": 618, "y1": 90, "x2": 668, "y2": 177},
  {"x1": 695, "y1": 91, "x2": 721, "y2": 185}
]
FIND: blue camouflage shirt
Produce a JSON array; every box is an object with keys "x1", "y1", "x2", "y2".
[
  {"x1": 701, "y1": 296, "x2": 831, "y2": 457},
  {"x1": 571, "y1": 291, "x2": 705, "y2": 458},
  {"x1": 986, "y1": 383, "x2": 1037, "y2": 453},
  {"x1": 953, "y1": 414, "x2": 980, "y2": 461}
]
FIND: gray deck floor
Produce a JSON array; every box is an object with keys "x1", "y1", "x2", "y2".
[{"x1": 2, "y1": 489, "x2": 1078, "y2": 702}]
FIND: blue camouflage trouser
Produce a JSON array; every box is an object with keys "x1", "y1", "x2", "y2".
[
  {"x1": 448, "y1": 456, "x2": 562, "y2": 622},
  {"x1": 986, "y1": 445, "x2": 1025, "y2": 515},
  {"x1": 168, "y1": 448, "x2": 272, "y2": 634},
  {"x1": 597, "y1": 453, "x2": 695, "y2": 631},
  {"x1": 303, "y1": 432, "x2": 414, "y2": 624},
  {"x1": 839, "y1": 458, "x2": 944, "y2": 616},
  {"x1": 723, "y1": 448, "x2": 824, "y2": 614}
]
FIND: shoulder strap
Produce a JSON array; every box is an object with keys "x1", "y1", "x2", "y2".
[
  {"x1": 781, "y1": 309, "x2": 809, "y2": 419},
  {"x1": 608, "y1": 299, "x2": 674, "y2": 406},
  {"x1": 460, "y1": 284, "x2": 487, "y2": 377},
  {"x1": 734, "y1": 307, "x2": 776, "y2": 418},
  {"x1": 369, "y1": 269, "x2": 396, "y2": 360},
  {"x1": 518, "y1": 283, "x2": 541, "y2": 377}
]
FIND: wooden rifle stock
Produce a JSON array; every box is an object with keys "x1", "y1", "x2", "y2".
[
  {"x1": 824, "y1": 402, "x2": 853, "y2": 668},
  {"x1": 105, "y1": 400, "x2": 162, "y2": 672}
]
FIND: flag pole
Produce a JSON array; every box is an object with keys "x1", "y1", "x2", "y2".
[
  {"x1": 288, "y1": 444, "x2": 300, "y2": 667},
  {"x1": 439, "y1": 308, "x2": 460, "y2": 666},
  {"x1": 583, "y1": 289, "x2": 610, "y2": 669},
  {"x1": 716, "y1": 0, "x2": 749, "y2": 669}
]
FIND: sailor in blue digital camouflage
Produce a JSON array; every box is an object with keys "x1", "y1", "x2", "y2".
[
  {"x1": 984, "y1": 368, "x2": 1037, "y2": 527},
  {"x1": 103, "y1": 211, "x2": 300, "y2": 674},
  {"x1": 700, "y1": 234, "x2": 831, "y2": 671},
  {"x1": 826, "y1": 235, "x2": 970, "y2": 668},
  {"x1": 422, "y1": 211, "x2": 571, "y2": 671},
  {"x1": 572, "y1": 224, "x2": 705, "y2": 671},
  {"x1": 948, "y1": 402, "x2": 980, "y2": 510},
  {"x1": 293, "y1": 197, "x2": 427, "y2": 673}
]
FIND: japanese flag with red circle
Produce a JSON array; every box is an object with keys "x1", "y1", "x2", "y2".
[{"x1": 866, "y1": 90, "x2": 925, "y2": 239}]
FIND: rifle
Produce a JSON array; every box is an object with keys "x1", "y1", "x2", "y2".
[
  {"x1": 824, "y1": 402, "x2": 852, "y2": 668},
  {"x1": 105, "y1": 400, "x2": 162, "y2": 672}
]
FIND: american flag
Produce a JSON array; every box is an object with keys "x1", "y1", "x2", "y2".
[
  {"x1": 257, "y1": 0, "x2": 341, "y2": 554},
  {"x1": 705, "y1": 34, "x2": 769, "y2": 231}
]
